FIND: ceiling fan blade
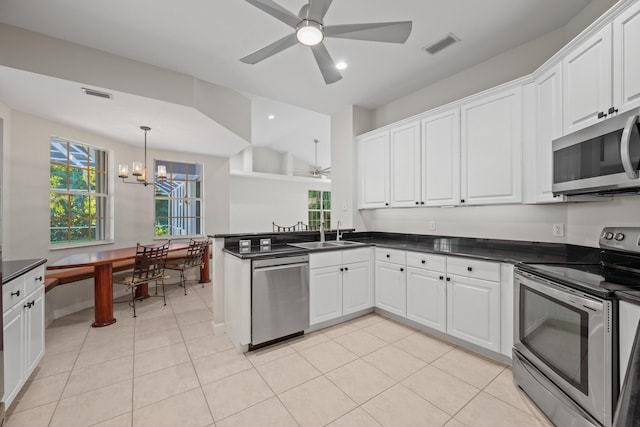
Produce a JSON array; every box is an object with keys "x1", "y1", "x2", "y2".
[
  {"x1": 324, "y1": 21, "x2": 412, "y2": 43},
  {"x1": 307, "y1": 0, "x2": 333, "y2": 22},
  {"x1": 245, "y1": 0, "x2": 300, "y2": 28},
  {"x1": 240, "y1": 33, "x2": 298, "y2": 64},
  {"x1": 310, "y1": 43, "x2": 342, "y2": 84}
]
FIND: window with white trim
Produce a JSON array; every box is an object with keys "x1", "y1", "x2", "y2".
[
  {"x1": 308, "y1": 190, "x2": 330, "y2": 230},
  {"x1": 49, "y1": 137, "x2": 110, "y2": 245},
  {"x1": 154, "y1": 160, "x2": 202, "y2": 237}
]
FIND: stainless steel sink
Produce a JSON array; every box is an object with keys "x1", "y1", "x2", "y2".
[{"x1": 288, "y1": 241, "x2": 363, "y2": 250}]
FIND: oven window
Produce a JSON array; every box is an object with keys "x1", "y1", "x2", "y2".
[{"x1": 520, "y1": 286, "x2": 589, "y2": 395}]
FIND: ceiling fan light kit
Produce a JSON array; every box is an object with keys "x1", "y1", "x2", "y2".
[{"x1": 241, "y1": 0, "x2": 412, "y2": 84}]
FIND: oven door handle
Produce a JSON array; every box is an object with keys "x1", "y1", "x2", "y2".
[
  {"x1": 621, "y1": 114, "x2": 639, "y2": 179},
  {"x1": 516, "y1": 272, "x2": 603, "y2": 312}
]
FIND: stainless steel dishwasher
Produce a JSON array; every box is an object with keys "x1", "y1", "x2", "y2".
[{"x1": 251, "y1": 254, "x2": 309, "y2": 348}]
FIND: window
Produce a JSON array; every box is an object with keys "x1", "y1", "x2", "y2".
[
  {"x1": 154, "y1": 160, "x2": 202, "y2": 237},
  {"x1": 50, "y1": 138, "x2": 110, "y2": 245},
  {"x1": 308, "y1": 190, "x2": 330, "y2": 230}
]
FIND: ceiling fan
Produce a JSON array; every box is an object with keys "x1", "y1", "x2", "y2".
[
  {"x1": 240, "y1": 0, "x2": 412, "y2": 84},
  {"x1": 295, "y1": 139, "x2": 331, "y2": 178}
]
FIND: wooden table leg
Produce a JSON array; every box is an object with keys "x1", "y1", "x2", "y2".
[
  {"x1": 92, "y1": 263, "x2": 117, "y2": 327},
  {"x1": 200, "y1": 242, "x2": 211, "y2": 284}
]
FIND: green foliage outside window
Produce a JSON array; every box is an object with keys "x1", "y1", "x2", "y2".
[
  {"x1": 49, "y1": 138, "x2": 109, "y2": 244},
  {"x1": 308, "y1": 190, "x2": 330, "y2": 230}
]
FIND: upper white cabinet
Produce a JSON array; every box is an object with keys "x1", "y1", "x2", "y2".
[
  {"x1": 358, "y1": 130, "x2": 390, "y2": 208},
  {"x1": 563, "y1": 25, "x2": 612, "y2": 134},
  {"x1": 390, "y1": 121, "x2": 422, "y2": 207},
  {"x1": 422, "y1": 108, "x2": 461, "y2": 206},
  {"x1": 532, "y1": 63, "x2": 565, "y2": 203},
  {"x1": 613, "y1": 1, "x2": 640, "y2": 113},
  {"x1": 461, "y1": 86, "x2": 523, "y2": 205}
]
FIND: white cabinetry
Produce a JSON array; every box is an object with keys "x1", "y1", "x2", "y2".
[
  {"x1": 309, "y1": 248, "x2": 372, "y2": 326},
  {"x1": 446, "y1": 258, "x2": 501, "y2": 353},
  {"x1": 619, "y1": 300, "x2": 640, "y2": 389},
  {"x1": 563, "y1": 25, "x2": 612, "y2": 134},
  {"x1": 358, "y1": 130, "x2": 390, "y2": 208},
  {"x1": 533, "y1": 63, "x2": 565, "y2": 203},
  {"x1": 390, "y1": 121, "x2": 421, "y2": 207},
  {"x1": 374, "y1": 248, "x2": 407, "y2": 317},
  {"x1": 422, "y1": 108, "x2": 461, "y2": 206},
  {"x1": 614, "y1": 1, "x2": 640, "y2": 113},
  {"x1": 461, "y1": 86, "x2": 522, "y2": 205},
  {"x1": 406, "y1": 253, "x2": 447, "y2": 332},
  {"x1": 3, "y1": 265, "x2": 46, "y2": 408}
]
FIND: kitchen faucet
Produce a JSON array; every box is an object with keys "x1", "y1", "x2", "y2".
[
  {"x1": 319, "y1": 222, "x2": 325, "y2": 242},
  {"x1": 336, "y1": 220, "x2": 342, "y2": 241}
]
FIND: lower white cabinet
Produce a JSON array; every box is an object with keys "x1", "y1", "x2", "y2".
[
  {"x1": 375, "y1": 261, "x2": 406, "y2": 317},
  {"x1": 309, "y1": 248, "x2": 372, "y2": 326},
  {"x1": 447, "y1": 274, "x2": 501, "y2": 353},
  {"x1": 406, "y1": 267, "x2": 447, "y2": 333},
  {"x1": 3, "y1": 265, "x2": 46, "y2": 409}
]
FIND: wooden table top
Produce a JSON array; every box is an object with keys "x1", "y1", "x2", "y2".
[{"x1": 47, "y1": 242, "x2": 190, "y2": 269}]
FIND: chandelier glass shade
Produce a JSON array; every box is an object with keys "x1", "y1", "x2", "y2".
[{"x1": 118, "y1": 126, "x2": 166, "y2": 187}]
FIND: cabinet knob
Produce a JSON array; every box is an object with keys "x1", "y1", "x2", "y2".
[
  {"x1": 467, "y1": 266, "x2": 473, "y2": 272},
  {"x1": 385, "y1": 203, "x2": 389, "y2": 206},
  {"x1": 421, "y1": 260, "x2": 426, "y2": 264},
  {"x1": 340, "y1": 267, "x2": 344, "y2": 272},
  {"x1": 609, "y1": 107, "x2": 619, "y2": 115},
  {"x1": 24, "y1": 301, "x2": 34, "y2": 309},
  {"x1": 400, "y1": 268, "x2": 404, "y2": 272},
  {"x1": 439, "y1": 275, "x2": 444, "y2": 280},
  {"x1": 461, "y1": 199, "x2": 465, "y2": 203},
  {"x1": 415, "y1": 201, "x2": 419, "y2": 205},
  {"x1": 11, "y1": 290, "x2": 20, "y2": 297},
  {"x1": 446, "y1": 277, "x2": 451, "y2": 281},
  {"x1": 421, "y1": 201, "x2": 425, "y2": 205},
  {"x1": 344, "y1": 267, "x2": 349, "y2": 271},
  {"x1": 35, "y1": 276, "x2": 43, "y2": 282},
  {"x1": 598, "y1": 111, "x2": 607, "y2": 119},
  {"x1": 386, "y1": 254, "x2": 390, "y2": 258}
]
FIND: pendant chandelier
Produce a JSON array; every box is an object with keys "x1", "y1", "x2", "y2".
[{"x1": 118, "y1": 126, "x2": 166, "y2": 187}]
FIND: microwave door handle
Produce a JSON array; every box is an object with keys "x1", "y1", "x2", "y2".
[{"x1": 621, "y1": 114, "x2": 639, "y2": 179}]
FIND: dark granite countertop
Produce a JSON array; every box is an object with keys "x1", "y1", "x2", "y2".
[
  {"x1": 221, "y1": 231, "x2": 601, "y2": 266},
  {"x1": 3, "y1": 258, "x2": 47, "y2": 285}
]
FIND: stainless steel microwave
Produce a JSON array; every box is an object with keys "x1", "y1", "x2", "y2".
[{"x1": 552, "y1": 108, "x2": 640, "y2": 196}]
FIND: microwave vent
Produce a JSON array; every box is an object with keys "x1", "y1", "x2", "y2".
[{"x1": 422, "y1": 33, "x2": 460, "y2": 55}]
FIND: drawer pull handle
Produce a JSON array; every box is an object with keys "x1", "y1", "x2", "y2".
[
  {"x1": 24, "y1": 301, "x2": 35, "y2": 309},
  {"x1": 421, "y1": 260, "x2": 426, "y2": 264},
  {"x1": 11, "y1": 290, "x2": 20, "y2": 297},
  {"x1": 467, "y1": 267, "x2": 473, "y2": 272},
  {"x1": 35, "y1": 276, "x2": 43, "y2": 282}
]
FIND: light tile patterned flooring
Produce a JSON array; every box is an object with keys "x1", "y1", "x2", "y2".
[{"x1": 6, "y1": 281, "x2": 552, "y2": 427}]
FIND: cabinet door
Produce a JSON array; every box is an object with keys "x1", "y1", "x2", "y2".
[
  {"x1": 406, "y1": 267, "x2": 446, "y2": 332},
  {"x1": 614, "y1": 1, "x2": 640, "y2": 114},
  {"x1": 3, "y1": 304, "x2": 24, "y2": 408},
  {"x1": 422, "y1": 108, "x2": 461, "y2": 206},
  {"x1": 447, "y1": 275, "x2": 500, "y2": 352},
  {"x1": 390, "y1": 121, "x2": 421, "y2": 207},
  {"x1": 534, "y1": 63, "x2": 565, "y2": 203},
  {"x1": 310, "y1": 266, "x2": 342, "y2": 325},
  {"x1": 563, "y1": 25, "x2": 612, "y2": 134},
  {"x1": 619, "y1": 300, "x2": 640, "y2": 389},
  {"x1": 342, "y1": 261, "x2": 372, "y2": 315},
  {"x1": 461, "y1": 86, "x2": 522, "y2": 205},
  {"x1": 375, "y1": 261, "x2": 406, "y2": 317},
  {"x1": 359, "y1": 131, "x2": 390, "y2": 208},
  {"x1": 25, "y1": 288, "x2": 45, "y2": 374}
]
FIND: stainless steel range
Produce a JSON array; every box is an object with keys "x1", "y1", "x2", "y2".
[{"x1": 514, "y1": 227, "x2": 640, "y2": 427}]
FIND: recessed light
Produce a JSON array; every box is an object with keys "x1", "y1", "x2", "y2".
[
  {"x1": 268, "y1": 115, "x2": 275, "y2": 120},
  {"x1": 336, "y1": 61, "x2": 348, "y2": 70}
]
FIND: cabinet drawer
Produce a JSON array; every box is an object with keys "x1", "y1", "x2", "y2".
[
  {"x1": 375, "y1": 248, "x2": 406, "y2": 265},
  {"x1": 310, "y1": 251, "x2": 342, "y2": 269},
  {"x1": 3, "y1": 277, "x2": 26, "y2": 313},
  {"x1": 406, "y1": 252, "x2": 446, "y2": 272},
  {"x1": 342, "y1": 248, "x2": 371, "y2": 264},
  {"x1": 447, "y1": 257, "x2": 500, "y2": 282},
  {"x1": 24, "y1": 266, "x2": 45, "y2": 296}
]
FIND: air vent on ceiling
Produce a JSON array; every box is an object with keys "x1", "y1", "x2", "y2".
[
  {"x1": 422, "y1": 33, "x2": 460, "y2": 55},
  {"x1": 81, "y1": 87, "x2": 113, "y2": 100}
]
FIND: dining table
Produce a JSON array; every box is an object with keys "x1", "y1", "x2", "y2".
[{"x1": 47, "y1": 241, "x2": 210, "y2": 327}]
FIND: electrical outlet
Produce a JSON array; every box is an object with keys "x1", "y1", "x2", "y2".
[
  {"x1": 553, "y1": 223, "x2": 565, "y2": 237},
  {"x1": 429, "y1": 221, "x2": 436, "y2": 231}
]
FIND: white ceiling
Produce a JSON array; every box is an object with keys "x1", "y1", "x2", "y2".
[{"x1": 0, "y1": 0, "x2": 593, "y2": 162}]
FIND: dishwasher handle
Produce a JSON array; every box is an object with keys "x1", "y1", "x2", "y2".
[{"x1": 253, "y1": 262, "x2": 309, "y2": 273}]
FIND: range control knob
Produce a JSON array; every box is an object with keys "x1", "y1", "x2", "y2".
[
  {"x1": 615, "y1": 233, "x2": 625, "y2": 241},
  {"x1": 605, "y1": 232, "x2": 614, "y2": 240}
]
